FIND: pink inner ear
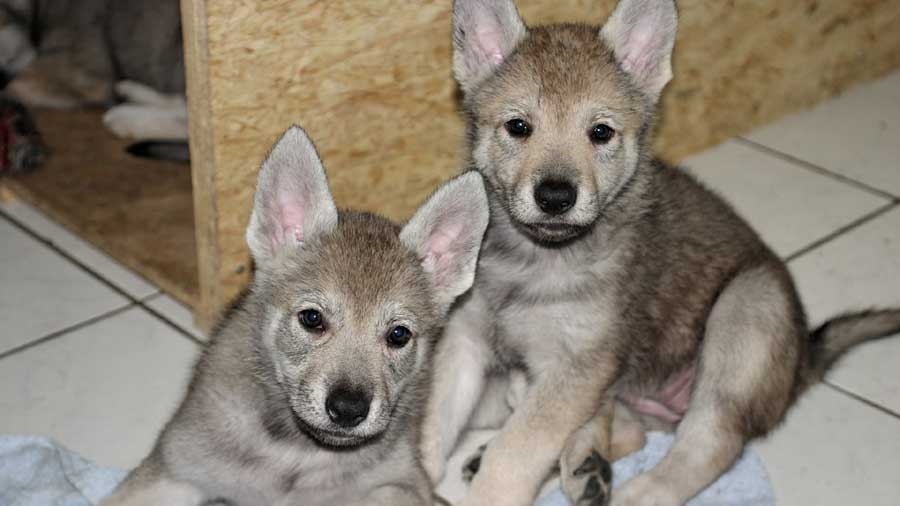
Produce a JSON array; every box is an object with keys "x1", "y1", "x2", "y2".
[
  {"x1": 475, "y1": 27, "x2": 505, "y2": 65},
  {"x1": 424, "y1": 222, "x2": 463, "y2": 285},
  {"x1": 620, "y1": 25, "x2": 656, "y2": 77},
  {"x1": 271, "y1": 195, "x2": 307, "y2": 251}
]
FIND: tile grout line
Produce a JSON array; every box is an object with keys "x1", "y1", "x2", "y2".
[
  {"x1": 784, "y1": 201, "x2": 898, "y2": 263},
  {"x1": 736, "y1": 136, "x2": 900, "y2": 201},
  {"x1": 735, "y1": 137, "x2": 900, "y2": 202},
  {"x1": 824, "y1": 381, "x2": 900, "y2": 421},
  {"x1": 0, "y1": 208, "x2": 143, "y2": 302},
  {"x1": 0, "y1": 303, "x2": 136, "y2": 362},
  {"x1": 138, "y1": 302, "x2": 205, "y2": 346},
  {"x1": 0, "y1": 209, "x2": 202, "y2": 347}
]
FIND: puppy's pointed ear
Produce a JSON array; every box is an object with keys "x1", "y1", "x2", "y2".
[
  {"x1": 600, "y1": 0, "x2": 678, "y2": 100},
  {"x1": 246, "y1": 126, "x2": 338, "y2": 267},
  {"x1": 452, "y1": 0, "x2": 527, "y2": 93},
  {"x1": 401, "y1": 172, "x2": 489, "y2": 311}
]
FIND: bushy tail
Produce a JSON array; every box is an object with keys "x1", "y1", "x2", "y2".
[{"x1": 808, "y1": 309, "x2": 900, "y2": 381}]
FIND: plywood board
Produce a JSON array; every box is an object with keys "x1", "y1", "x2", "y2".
[{"x1": 187, "y1": 0, "x2": 900, "y2": 325}]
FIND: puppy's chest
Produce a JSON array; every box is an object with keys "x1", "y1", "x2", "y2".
[
  {"x1": 226, "y1": 437, "x2": 379, "y2": 505},
  {"x1": 477, "y1": 250, "x2": 618, "y2": 370}
]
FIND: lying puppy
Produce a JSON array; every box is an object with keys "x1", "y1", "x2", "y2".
[
  {"x1": 420, "y1": 1, "x2": 900, "y2": 506},
  {"x1": 0, "y1": 0, "x2": 187, "y2": 143},
  {"x1": 102, "y1": 126, "x2": 489, "y2": 506}
]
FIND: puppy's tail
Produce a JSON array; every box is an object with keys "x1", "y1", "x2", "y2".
[{"x1": 807, "y1": 309, "x2": 900, "y2": 382}]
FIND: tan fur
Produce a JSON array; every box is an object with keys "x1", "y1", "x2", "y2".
[
  {"x1": 421, "y1": 1, "x2": 900, "y2": 505},
  {"x1": 103, "y1": 127, "x2": 490, "y2": 506}
]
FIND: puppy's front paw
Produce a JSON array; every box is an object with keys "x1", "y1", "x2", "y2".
[
  {"x1": 563, "y1": 451, "x2": 611, "y2": 506},
  {"x1": 461, "y1": 444, "x2": 486, "y2": 484},
  {"x1": 420, "y1": 438, "x2": 447, "y2": 484}
]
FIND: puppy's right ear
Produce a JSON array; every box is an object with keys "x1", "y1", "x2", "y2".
[
  {"x1": 452, "y1": 0, "x2": 527, "y2": 93},
  {"x1": 401, "y1": 172, "x2": 489, "y2": 312},
  {"x1": 246, "y1": 126, "x2": 338, "y2": 268}
]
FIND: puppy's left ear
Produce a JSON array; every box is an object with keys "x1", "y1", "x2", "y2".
[
  {"x1": 600, "y1": 0, "x2": 678, "y2": 100},
  {"x1": 400, "y1": 172, "x2": 489, "y2": 311}
]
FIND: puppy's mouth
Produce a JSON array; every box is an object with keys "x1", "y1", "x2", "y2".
[
  {"x1": 519, "y1": 221, "x2": 589, "y2": 244},
  {"x1": 292, "y1": 412, "x2": 384, "y2": 449}
]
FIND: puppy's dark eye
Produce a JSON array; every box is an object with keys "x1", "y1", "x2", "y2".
[
  {"x1": 504, "y1": 118, "x2": 531, "y2": 138},
  {"x1": 386, "y1": 326, "x2": 412, "y2": 348},
  {"x1": 298, "y1": 309, "x2": 325, "y2": 330},
  {"x1": 589, "y1": 124, "x2": 615, "y2": 145}
]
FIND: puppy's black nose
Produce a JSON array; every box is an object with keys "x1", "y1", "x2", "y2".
[
  {"x1": 534, "y1": 180, "x2": 577, "y2": 215},
  {"x1": 325, "y1": 387, "x2": 371, "y2": 428}
]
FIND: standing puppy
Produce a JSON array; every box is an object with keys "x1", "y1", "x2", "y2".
[
  {"x1": 420, "y1": 1, "x2": 900, "y2": 506},
  {"x1": 102, "y1": 126, "x2": 489, "y2": 506}
]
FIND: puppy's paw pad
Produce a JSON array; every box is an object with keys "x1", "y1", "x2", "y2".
[{"x1": 461, "y1": 444, "x2": 486, "y2": 484}]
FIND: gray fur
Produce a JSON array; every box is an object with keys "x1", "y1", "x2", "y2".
[
  {"x1": 102, "y1": 126, "x2": 490, "y2": 506},
  {"x1": 421, "y1": 1, "x2": 900, "y2": 505}
]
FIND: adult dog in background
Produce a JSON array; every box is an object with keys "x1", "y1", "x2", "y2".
[
  {"x1": 102, "y1": 126, "x2": 490, "y2": 506},
  {"x1": 0, "y1": 0, "x2": 187, "y2": 143},
  {"x1": 419, "y1": 1, "x2": 900, "y2": 505}
]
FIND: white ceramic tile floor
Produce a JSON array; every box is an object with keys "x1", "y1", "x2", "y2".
[
  {"x1": 0, "y1": 71, "x2": 898, "y2": 503},
  {"x1": 683, "y1": 139, "x2": 890, "y2": 257},
  {"x1": 144, "y1": 293, "x2": 207, "y2": 341},
  {"x1": 0, "y1": 200, "x2": 158, "y2": 300},
  {"x1": 0, "y1": 307, "x2": 197, "y2": 470},
  {"x1": 0, "y1": 219, "x2": 130, "y2": 355},
  {"x1": 745, "y1": 72, "x2": 900, "y2": 197}
]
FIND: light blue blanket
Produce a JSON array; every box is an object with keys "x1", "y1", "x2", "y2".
[
  {"x1": 0, "y1": 432, "x2": 774, "y2": 505},
  {"x1": 535, "y1": 432, "x2": 774, "y2": 506},
  {"x1": 0, "y1": 436, "x2": 125, "y2": 506}
]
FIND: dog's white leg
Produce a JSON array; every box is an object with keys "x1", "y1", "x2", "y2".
[
  {"x1": 103, "y1": 102, "x2": 188, "y2": 141},
  {"x1": 460, "y1": 356, "x2": 618, "y2": 506},
  {"x1": 611, "y1": 264, "x2": 799, "y2": 506},
  {"x1": 114, "y1": 80, "x2": 184, "y2": 107},
  {"x1": 420, "y1": 291, "x2": 494, "y2": 483}
]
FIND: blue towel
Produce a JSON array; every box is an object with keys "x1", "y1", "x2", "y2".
[
  {"x1": 437, "y1": 430, "x2": 774, "y2": 506},
  {"x1": 0, "y1": 432, "x2": 773, "y2": 505},
  {"x1": 0, "y1": 435, "x2": 125, "y2": 506},
  {"x1": 535, "y1": 432, "x2": 774, "y2": 506}
]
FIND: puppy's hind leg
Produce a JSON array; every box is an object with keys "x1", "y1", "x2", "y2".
[{"x1": 611, "y1": 264, "x2": 802, "y2": 506}]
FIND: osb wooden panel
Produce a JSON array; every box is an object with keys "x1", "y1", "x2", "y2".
[
  {"x1": 190, "y1": 0, "x2": 900, "y2": 324},
  {"x1": 1, "y1": 109, "x2": 198, "y2": 306}
]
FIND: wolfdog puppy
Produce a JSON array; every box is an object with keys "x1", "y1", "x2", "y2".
[
  {"x1": 102, "y1": 126, "x2": 489, "y2": 506},
  {"x1": 419, "y1": 1, "x2": 900, "y2": 505}
]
